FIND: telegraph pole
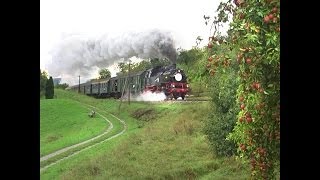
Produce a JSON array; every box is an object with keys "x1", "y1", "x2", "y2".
[
  {"x1": 78, "y1": 75, "x2": 80, "y2": 93},
  {"x1": 128, "y1": 61, "x2": 131, "y2": 105}
]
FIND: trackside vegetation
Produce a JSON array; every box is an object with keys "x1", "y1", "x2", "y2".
[{"x1": 40, "y1": 89, "x2": 250, "y2": 179}]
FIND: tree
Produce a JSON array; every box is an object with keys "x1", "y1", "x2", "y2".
[
  {"x1": 150, "y1": 58, "x2": 170, "y2": 67},
  {"x1": 133, "y1": 60, "x2": 152, "y2": 72},
  {"x1": 45, "y1": 76, "x2": 54, "y2": 99},
  {"x1": 176, "y1": 48, "x2": 209, "y2": 95},
  {"x1": 205, "y1": 0, "x2": 280, "y2": 179},
  {"x1": 40, "y1": 69, "x2": 48, "y2": 97},
  {"x1": 177, "y1": 48, "x2": 202, "y2": 66},
  {"x1": 98, "y1": 68, "x2": 111, "y2": 79},
  {"x1": 117, "y1": 60, "x2": 152, "y2": 76},
  {"x1": 117, "y1": 62, "x2": 128, "y2": 74}
]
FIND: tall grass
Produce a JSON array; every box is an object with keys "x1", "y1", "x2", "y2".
[{"x1": 41, "y1": 91, "x2": 250, "y2": 179}]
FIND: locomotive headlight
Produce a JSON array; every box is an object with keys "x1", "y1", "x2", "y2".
[{"x1": 174, "y1": 73, "x2": 182, "y2": 81}]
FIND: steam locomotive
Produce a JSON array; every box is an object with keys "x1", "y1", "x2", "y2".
[{"x1": 67, "y1": 64, "x2": 189, "y2": 100}]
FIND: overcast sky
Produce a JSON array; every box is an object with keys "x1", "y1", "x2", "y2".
[{"x1": 41, "y1": 0, "x2": 226, "y2": 85}]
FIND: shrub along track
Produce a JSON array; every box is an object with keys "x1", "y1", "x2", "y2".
[{"x1": 40, "y1": 103, "x2": 127, "y2": 172}]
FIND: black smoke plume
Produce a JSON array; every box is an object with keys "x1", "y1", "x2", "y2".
[{"x1": 47, "y1": 29, "x2": 177, "y2": 85}]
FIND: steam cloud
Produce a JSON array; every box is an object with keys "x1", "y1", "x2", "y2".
[
  {"x1": 135, "y1": 91, "x2": 167, "y2": 101},
  {"x1": 47, "y1": 29, "x2": 177, "y2": 85},
  {"x1": 121, "y1": 91, "x2": 167, "y2": 102}
]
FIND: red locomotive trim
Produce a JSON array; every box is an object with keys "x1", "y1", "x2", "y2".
[
  {"x1": 143, "y1": 82, "x2": 189, "y2": 100},
  {"x1": 144, "y1": 85, "x2": 162, "y2": 93}
]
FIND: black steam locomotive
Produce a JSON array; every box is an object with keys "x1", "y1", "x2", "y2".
[{"x1": 68, "y1": 64, "x2": 189, "y2": 100}]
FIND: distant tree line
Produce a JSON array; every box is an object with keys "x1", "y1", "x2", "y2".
[
  {"x1": 55, "y1": 83, "x2": 69, "y2": 90},
  {"x1": 90, "y1": 58, "x2": 171, "y2": 80},
  {"x1": 116, "y1": 58, "x2": 170, "y2": 76}
]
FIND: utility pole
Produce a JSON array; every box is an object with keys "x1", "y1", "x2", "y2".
[
  {"x1": 128, "y1": 61, "x2": 131, "y2": 105},
  {"x1": 78, "y1": 75, "x2": 80, "y2": 93}
]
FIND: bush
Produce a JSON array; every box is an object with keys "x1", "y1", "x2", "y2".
[
  {"x1": 204, "y1": 66, "x2": 239, "y2": 157},
  {"x1": 131, "y1": 108, "x2": 158, "y2": 122}
]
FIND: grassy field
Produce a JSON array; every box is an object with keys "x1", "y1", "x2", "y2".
[
  {"x1": 40, "y1": 89, "x2": 250, "y2": 179},
  {"x1": 40, "y1": 98, "x2": 109, "y2": 156}
]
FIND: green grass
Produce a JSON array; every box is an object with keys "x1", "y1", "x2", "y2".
[
  {"x1": 40, "y1": 98, "x2": 109, "y2": 157},
  {"x1": 41, "y1": 90, "x2": 250, "y2": 179},
  {"x1": 40, "y1": 111, "x2": 124, "y2": 168}
]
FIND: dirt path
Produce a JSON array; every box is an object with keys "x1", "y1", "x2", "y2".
[
  {"x1": 40, "y1": 109, "x2": 113, "y2": 162},
  {"x1": 40, "y1": 103, "x2": 127, "y2": 172}
]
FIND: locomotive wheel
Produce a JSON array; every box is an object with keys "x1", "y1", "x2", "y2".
[
  {"x1": 169, "y1": 94, "x2": 174, "y2": 100},
  {"x1": 174, "y1": 96, "x2": 178, "y2": 100}
]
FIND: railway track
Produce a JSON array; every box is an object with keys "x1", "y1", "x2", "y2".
[
  {"x1": 122, "y1": 98, "x2": 211, "y2": 103},
  {"x1": 157, "y1": 99, "x2": 210, "y2": 103}
]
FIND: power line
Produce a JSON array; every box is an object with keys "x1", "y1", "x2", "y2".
[
  {"x1": 78, "y1": 75, "x2": 80, "y2": 93},
  {"x1": 128, "y1": 61, "x2": 130, "y2": 105}
]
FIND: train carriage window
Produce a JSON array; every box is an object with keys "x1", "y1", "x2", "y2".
[{"x1": 115, "y1": 80, "x2": 118, "y2": 91}]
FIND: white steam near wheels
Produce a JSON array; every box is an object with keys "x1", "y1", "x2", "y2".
[{"x1": 174, "y1": 73, "x2": 182, "y2": 81}]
